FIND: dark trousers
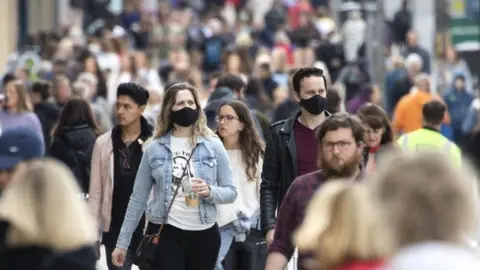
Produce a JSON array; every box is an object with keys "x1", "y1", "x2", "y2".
[
  {"x1": 222, "y1": 229, "x2": 267, "y2": 270},
  {"x1": 150, "y1": 223, "x2": 221, "y2": 270}
]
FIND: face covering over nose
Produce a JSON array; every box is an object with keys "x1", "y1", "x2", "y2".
[
  {"x1": 299, "y1": 94, "x2": 327, "y2": 115},
  {"x1": 171, "y1": 107, "x2": 199, "y2": 127}
]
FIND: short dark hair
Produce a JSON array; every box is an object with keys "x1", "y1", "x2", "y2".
[
  {"x1": 326, "y1": 88, "x2": 341, "y2": 113},
  {"x1": 316, "y1": 113, "x2": 364, "y2": 144},
  {"x1": 454, "y1": 74, "x2": 466, "y2": 82},
  {"x1": 259, "y1": 63, "x2": 270, "y2": 71},
  {"x1": 31, "y1": 81, "x2": 52, "y2": 101},
  {"x1": 116, "y1": 83, "x2": 149, "y2": 106},
  {"x1": 216, "y1": 74, "x2": 246, "y2": 94},
  {"x1": 2, "y1": 73, "x2": 16, "y2": 88},
  {"x1": 210, "y1": 72, "x2": 222, "y2": 81},
  {"x1": 292, "y1": 67, "x2": 327, "y2": 94},
  {"x1": 422, "y1": 100, "x2": 445, "y2": 125}
]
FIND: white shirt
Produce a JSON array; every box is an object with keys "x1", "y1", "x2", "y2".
[
  {"x1": 217, "y1": 150, "x2": 262, "y2": 227},
  {"x1": 167, "y1": 136, "x2": 214, "y2": 230}
]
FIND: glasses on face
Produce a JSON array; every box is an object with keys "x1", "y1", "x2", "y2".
[
  {"x1": 322, "y1": 140, "x2": 354, "y2": 152},
  {"x1": 216, "y1": 115, "x2": 238, "y2": 123}
]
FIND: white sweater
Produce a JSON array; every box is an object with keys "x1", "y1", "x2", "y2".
[{"x1": 217, "y1": 150, "x2": 262, "y2": 227}]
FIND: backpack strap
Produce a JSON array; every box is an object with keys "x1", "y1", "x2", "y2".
[{"x1": 58, "y1": 134, "x2": 80, "y2": 166}]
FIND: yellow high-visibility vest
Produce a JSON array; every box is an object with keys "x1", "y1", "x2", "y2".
[{"x1": 397, "y1": 128, "x2": 462, "y2": 166}]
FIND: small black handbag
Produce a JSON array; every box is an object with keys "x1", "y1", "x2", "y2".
[{"x1": 133, "y1": 145, "x2": 197, "y2": 267}]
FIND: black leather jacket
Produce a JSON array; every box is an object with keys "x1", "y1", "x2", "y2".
[{"x1": 260, "y1": 111, "x2": 330, "y2": 233}]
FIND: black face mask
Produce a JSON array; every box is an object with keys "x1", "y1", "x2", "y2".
[
  {"x1": 299, "y1": 95, "x2": 327, "y2": 115},
  {"x1": 171, "y1": 107, "x2": 199, "y2": 127}
]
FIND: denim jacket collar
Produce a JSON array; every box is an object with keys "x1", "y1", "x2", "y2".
[{"x1": 157, "y1": 131, "x2": 206, "y2": 148}]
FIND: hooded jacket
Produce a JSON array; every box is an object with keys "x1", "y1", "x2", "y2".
[{"x1": 443, "y1": 86, "x2": 474, "y2": 131}]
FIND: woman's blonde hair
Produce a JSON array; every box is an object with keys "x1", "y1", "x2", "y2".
[
  {"x1": 7, "y1": 80, "x2": 33, "y2": 112},
  {"x1": 154, "y1": 82, "x2": 215, "y2": 141},
  {"x1": 294, "y1": 180, "x2": 391, "y2": 269},
  {"x1": 368, "y1": 151, "x2": 479, "y2": 249},
  {"x1": 0, "y1": 159, "x2": 96, "y2": 251}
]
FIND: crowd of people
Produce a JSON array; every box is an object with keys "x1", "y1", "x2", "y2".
[{"x1": 0, "y1": 0, "x2": 479, "y2": 270}]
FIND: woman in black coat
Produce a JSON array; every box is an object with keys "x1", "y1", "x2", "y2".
[{"x1": 49, "y1": 98, "x2": 99, "y2": 195}]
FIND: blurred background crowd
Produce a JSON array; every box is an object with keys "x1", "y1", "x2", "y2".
[{"x1": 0, "y1": 0, "x2": 480, "y2": 270}]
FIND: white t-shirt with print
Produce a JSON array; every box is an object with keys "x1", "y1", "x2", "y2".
[{"x1": 167, "y1": 136, "x2": 215, "y2": 231}]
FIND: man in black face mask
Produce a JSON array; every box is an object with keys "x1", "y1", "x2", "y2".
[{"x1": 260, "y1": 67, "x2": 330, "y2": 246}]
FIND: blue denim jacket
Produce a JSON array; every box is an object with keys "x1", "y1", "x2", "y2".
[{"x1": 116, "y1": 133, "x2": 237, "y2": 250}]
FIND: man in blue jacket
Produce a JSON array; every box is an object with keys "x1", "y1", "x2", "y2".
[{"x1": 443, "y1": 74, "x2": 474, "y2": 145}]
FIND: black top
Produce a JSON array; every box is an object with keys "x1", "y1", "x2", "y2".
[
  {"x1": 49, "y1": 124, "x2": 97, "y2": 193},
  {"x1": 102, "y1": 117, "x2": 153, "y2": 250},
  {"x1": 0, "y1": 221, "x2": 96, "y2": 270},
  {"x1": 33, "y1": 102, "x2": 61, "y2": 152}
]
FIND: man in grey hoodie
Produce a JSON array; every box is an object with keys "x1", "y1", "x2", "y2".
[{"x1": 204, "y1": 74, "x2": 264, "y2": 140}]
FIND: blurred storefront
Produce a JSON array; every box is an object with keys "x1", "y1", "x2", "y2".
[
  {"x1": 0, "y1": 0, "x2": 57, "y2": 74},
  {"x1": 0, "y1": 0, "x2": 18, "y2": 74}
]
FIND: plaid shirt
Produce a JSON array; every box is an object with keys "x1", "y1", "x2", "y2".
[{"x1": 269, "y1": 169, "x2": 363, "y2": 270}]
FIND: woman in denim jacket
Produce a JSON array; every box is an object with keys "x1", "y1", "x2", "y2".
[{"x1": 112, "y1": 82, "x2": 237, "y2": 270}]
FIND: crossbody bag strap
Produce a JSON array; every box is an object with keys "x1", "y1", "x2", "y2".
[{"x1": 154, "y1": 144, "x2": 198, "y2": 237}]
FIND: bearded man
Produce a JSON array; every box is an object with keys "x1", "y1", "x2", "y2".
[{"x1": 265, "y1": 113, "x2": 365, "y2": 270}]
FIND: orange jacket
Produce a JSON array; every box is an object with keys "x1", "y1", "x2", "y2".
[{"x1": 392, "y1": 91, "x2": 451, "y2": 134}]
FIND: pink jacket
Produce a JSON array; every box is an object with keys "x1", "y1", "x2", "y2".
[{"x1": 88, "y1": 131, "x2": 115, "y2": 232}]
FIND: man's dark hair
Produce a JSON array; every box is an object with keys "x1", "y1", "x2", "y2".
[
  {"x1": 326, "y1": 88, "x2": 341, "y2": 113},
  {"x1": 316, "y1": 112, "x2": 364, "y2": 144},
  {"x1": 292, "y1": 67, "x2": 327, "y2": 94},
  {"x1": 117, "y1": 83, "x2": 149, "y2": 106},
  {"x1": 216, "y1": 74, "x2": 246, "y2": 94},
  {"x1": 423, "y1": 100, "x2": 445, "y2": 126},
  {"x1": 31, "y1": 81, "x2": 52, "y2": 101},
  {"x1": 53, "y1": 57, "x2": 68, "y2": 66},
  {"x1": 259, "y1": 63, "x2": 270, "y2": 71},
  {"x1": 454, "y1": 74, "x2": 466, "y2": 82},
  {"x1": 2, "y1": 73, "x2": 16, "y2": 88},
  {"x1": 210, "y1": 72, "x2": 222, "y2": 81}
]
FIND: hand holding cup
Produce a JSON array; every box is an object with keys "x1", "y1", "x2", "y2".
[{"x1": 191, "y1": 178, "x2": 210, "y2": 197}]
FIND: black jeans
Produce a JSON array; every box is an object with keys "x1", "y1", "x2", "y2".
[
  {"x1": 222, "y1": 229, "x2": 267, "y2": 270},
  {"x1": 149, "y1": 223, "x2": 221, "y2": 270}
]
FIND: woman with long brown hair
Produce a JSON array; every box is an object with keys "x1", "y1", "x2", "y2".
[
  {"x1": 356, "y1": 103, "x2": 395, "y2": 172},
  {"x1": 49, "y1": 98, "x2": 99, "y2": 195},
  {"x1": 112, "y1": 82, "x2": 236, "y2": 270},
  {"x1": 215, "y1": 100, "x2": 265, "y2": 270},
  {"x1": 0, "y1": 80, "x2": 43, "y2": 142}
]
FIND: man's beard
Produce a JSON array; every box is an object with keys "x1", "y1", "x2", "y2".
[{"x1": 319, "y1": 151, "x2": 362, "y2": 178}]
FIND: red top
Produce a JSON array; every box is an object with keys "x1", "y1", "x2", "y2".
[
  {"x1": 226, "y1": 0, "x2": 241, "y2": 6},
  {"x1": 368, "y1": 145, "x2": 381, "y2": 154},
  {"x1": 335, "y1": 260, "x2": 385, "y2": 270},
  {"x1": 294, "y1": 120, "x2": 318, "y2": 177},
  {"x1": 275, "y1": 43, "x2": 295, "y2": 65},
  {"x1": 288, "y1": 1, "x2": 313, "y2": 29}
]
